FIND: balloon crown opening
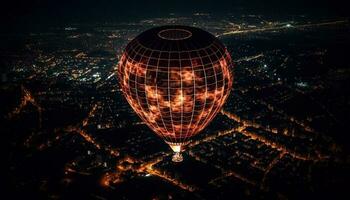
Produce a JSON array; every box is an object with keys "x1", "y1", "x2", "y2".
[{"x1": 158, "y1": 29, "x2": 192, "y2": 40}]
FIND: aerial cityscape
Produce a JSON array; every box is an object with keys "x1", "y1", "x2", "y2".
[{"x1": 2, "y1": 1, "x2": 350, "y2": 199}]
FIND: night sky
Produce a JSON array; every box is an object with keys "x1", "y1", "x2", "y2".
[{"x1": 2, "y1": 0, "x2": 349, "y2": 28}]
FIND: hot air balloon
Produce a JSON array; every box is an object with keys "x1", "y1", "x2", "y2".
[{"x1": 117, "y1": 26, "x2": 233, "y2": 162}]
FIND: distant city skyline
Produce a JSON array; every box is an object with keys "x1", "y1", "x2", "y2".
[{"x1": 2, "y1": 0, "x2": 349, "y2": 28}]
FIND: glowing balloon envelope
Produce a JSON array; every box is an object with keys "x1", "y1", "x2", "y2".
[{"x1": 118, "y1": 26, "x2": 233, "y2": 162}]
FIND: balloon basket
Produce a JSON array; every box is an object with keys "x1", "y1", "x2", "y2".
[
  {"x1": 172, "y1": 152, "x2": 183, "y2": 162},
  {"x1": 165, "y1": 141, "x2": 190, "y2": 163}
]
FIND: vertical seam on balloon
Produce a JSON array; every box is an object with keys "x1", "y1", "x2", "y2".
[
  {"x1": 142, "y1": 47, "x2": 166, "y2": 141},
  {"x1": 167, "y1": 50, "x2": 176, "y2": 142},
  {"x1": 199, "y1": 42, "x2": 223, "y2": 132},
  {"x1": 124, "y1": 44, "x2": 139, "y2": 118},
  {"x1": 134, "y1": 44, "x2": 151, "y2": 128},
  {"x1": 189, "y1": 44, "x2": 209, "y2": 135},
  {"x1": 178, "y1": 45, "x2": 184, "y2": 143},
  {"x1": 183, "y1": 41, "x2": 196, "y2": 141},
  {"x1": 154, "y1": 40, "x2": 172, "y2": 143},
  {"x1": 203, "y1": 43, "x2": 231, "y2": 128}
]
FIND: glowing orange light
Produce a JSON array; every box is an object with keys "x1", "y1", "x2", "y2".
[{"x1": 118, "y1": 26, "x2": 233, "y2": 162}]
